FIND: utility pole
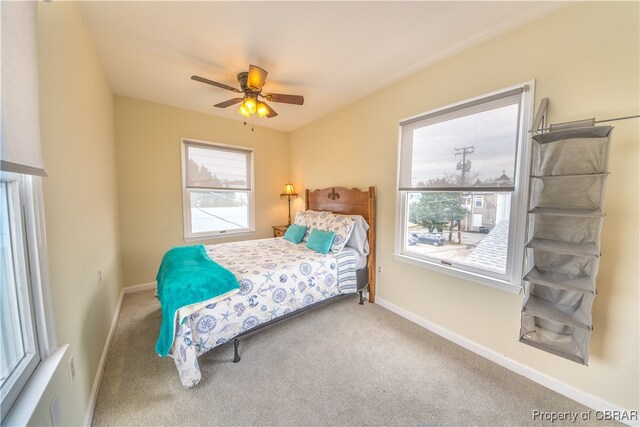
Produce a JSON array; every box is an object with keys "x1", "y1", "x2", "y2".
[
  {"x1": 455, "y1": 145, "x2": 475, "y2": 239},
  {"x1": 455, "y1": 146, "x2": 474, "y2": 186}
]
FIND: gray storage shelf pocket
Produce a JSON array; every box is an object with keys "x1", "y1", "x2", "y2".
[
  {"x1": 525, "y1": 239, "x2": 599, "y2": 257},
  {"x1": 523, "y1": 267, "x2": 595, "y2": 294},
  {"x1": 523, "y1": 282, "x2": 594, "y2": 330},
  {"x1": 531, "y1": 126, "x2": 612, "y2": 176},
  {"x1": 520, "y1": 314, "x2": 591, "y2": 365},
  {"x1": 529, "y1": 174, "x2": 608, "y2": 211}
]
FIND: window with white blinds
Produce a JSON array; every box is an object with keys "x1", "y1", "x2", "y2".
[
  {"x1": 398, "y1": 87, "x2": 523, "y2": 192},
  {"x1": 182, "y1": 139, "x2": 255, "y2": 240},
  {"x1": 395, "y1": 83, "x2": 533, "y2": 292}
]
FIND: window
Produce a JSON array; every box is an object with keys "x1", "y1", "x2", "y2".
[
  {"x1": 1, "y1": 175, "x2": 40, "y2": 416},
  {"x1": 1, "y1": 173, "x2": 53, "y2": 419},
  {"x1": 396, "y1": 83, "x2": 533, "y2": 291},
  {"x1": 472, "y1": 213, "x2": 484, "y2": 227},
  {"x1": 181, "y1": 139, "x2": 255, "y2": 240}
]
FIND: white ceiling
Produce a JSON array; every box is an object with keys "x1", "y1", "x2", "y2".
[{"x1": 79, "y1": 1, "x2": 563, "y2": 132}]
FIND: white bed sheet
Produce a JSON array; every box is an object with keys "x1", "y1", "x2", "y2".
[{"x1": 342, "y1": 246, "x2": 367, "y2": 270}]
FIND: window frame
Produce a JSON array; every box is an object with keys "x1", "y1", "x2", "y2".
[
  {"x1": 1, "y1": 173, "x2": 40, "y2": 418},
  {"x1": 394, "y1": 81, "x2": 534, "y2": 293},
  {"x1": 1, "y1": 173, "x2": 58, "y2": 422},
  {"x1": 180, "y1": 138, "x2": 256, "y2": 241},
  {"x1": 474, "y1": 195, "x2": 484, "y2": 208}
]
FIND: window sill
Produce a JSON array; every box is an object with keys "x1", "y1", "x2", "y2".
[
  {"x1": 183, "y1": 229, "x2": 256, "y2": 242},
  {"x1": 3, "y1": 344, "x2": 69, "y2": 426},
  {"x1": 394, "y1": 252, "x2": 522, "y2": 294}
]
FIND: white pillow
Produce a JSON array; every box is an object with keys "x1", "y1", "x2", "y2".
[{"x1": 344, "y1": 215, "x2": 370, "y2": 256}]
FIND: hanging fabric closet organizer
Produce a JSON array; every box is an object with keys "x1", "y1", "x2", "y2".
[{"x1": 520, "y1": 114, "x2": 614, "y2": 365}]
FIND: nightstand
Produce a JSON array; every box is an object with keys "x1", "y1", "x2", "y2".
[{"x1": 272, "y1": 225, "x2": 290, "y2": 238}]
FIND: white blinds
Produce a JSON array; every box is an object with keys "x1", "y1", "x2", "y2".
[
  {"x1": 184, "y1": 141, "x2": 252, "y2": 191},
  {"x1": 399, "y1": 87, "x2": 524, "y2": 192},
  {"x1": 1, "y1": 1, "x2": 46, "y2": 177}
]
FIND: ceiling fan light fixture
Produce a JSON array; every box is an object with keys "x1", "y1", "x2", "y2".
[
  {"x1": 247, "y1": 65, "x2": 268, "y2": 92},
  {"x1": 238, "y1": 103, "x2": 251, "y2": 117},
  {"x1": 244, "y1": 97, "x2": 257, "y2": 114},
  {"x1": 256, "y1": 101, "x2": 269, "y2": 118},
  {"x1": 191, "y1": 65, "x2": 302, "y2": 123}
]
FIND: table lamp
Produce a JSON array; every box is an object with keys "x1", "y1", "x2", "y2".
[{"x1": 280, "y1": 182, "x2": 298, "y2": 225}]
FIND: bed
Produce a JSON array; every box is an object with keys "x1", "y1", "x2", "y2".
[{"x1": 157, "y1": 186, "x2": 376, "y2": 387}]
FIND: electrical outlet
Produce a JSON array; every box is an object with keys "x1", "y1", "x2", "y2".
[
  {"x1": 97, "y1": 269, "x2": 102, "y2": 286},
  {"x1": 49, "y1": 395, "x2": 61, "y2": 427},
  {"x1": 377, "y1": 265, "x2": 383, "y2": 275},
  {"x1": 67, "y1": 356, "x2": 75, "y2": 383}
]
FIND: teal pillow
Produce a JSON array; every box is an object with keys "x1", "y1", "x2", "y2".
[
  {"x1": 306, "y1": 229, "x2": 336, "y2": 254},
  {"x1": 283, "y1": 224, "x2": 307, "y2": 244}
]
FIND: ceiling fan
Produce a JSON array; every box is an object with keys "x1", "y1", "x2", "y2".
[{"x1": 191, "y1": 65, "x2": 304, "y2": 119}]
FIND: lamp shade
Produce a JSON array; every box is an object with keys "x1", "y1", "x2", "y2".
[
  {"x1": 244, "y1": 97, "x2": 257, "y2": 114},
  {"x1": 280, "y1": 182, "x2": 297, "y2": 196},
  {"x1": 256, "y1": 102, "x2": 269, "y2": 118},
  {"x1": 238, "y1": 103, "x2": 251, "y2": 117}
]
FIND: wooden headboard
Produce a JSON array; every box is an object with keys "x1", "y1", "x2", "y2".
[{"x1": 305, "y1": 187, "x2": 376, "y2": 303}]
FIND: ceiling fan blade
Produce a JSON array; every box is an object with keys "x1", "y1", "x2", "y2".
[
  {"x1": 214, "y1": 98, "x2": 244, "y2": 108},
  {"x1": 247, "y1": 65, "x2": 268, "y2": 92},
  {"x1": 264, "y1": 93, "x2": 304, "y2": 105},
  {"x1": 263, "y1": 101, "x2": 278, "y2": 118},
  {"x1": 191, "y1": 75, "x2": 241, "y2": 93}
]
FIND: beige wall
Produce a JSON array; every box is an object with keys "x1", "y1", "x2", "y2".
[
  {"x1": 35, "y1": 2, "x2": 123, "y2": 425},
  {"x1": 289, "y1": 2, "x2": 639, "y2": 410},
  {"x1": 114, "y1": 97, "x2": 290, "y2": 287}
]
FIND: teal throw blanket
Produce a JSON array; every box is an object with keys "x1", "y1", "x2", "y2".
[{"x1": 155, "y1": 245, "x2": 239, "y2": 357}]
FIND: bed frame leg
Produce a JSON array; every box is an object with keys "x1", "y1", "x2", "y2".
[
  {"x1": 233, "y1": 338, "x2": 241, "y2": 363},
  {"x1": 359, "y1": 291, "x2": 364, "y2": 305}
]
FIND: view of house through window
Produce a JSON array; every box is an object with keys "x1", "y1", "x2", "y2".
[
  {"x1": 182, "y1": 140, "x2": 254, "y2": 239},
  {"x1": 407, "y1": 191, "x2": 512, "y2": 273},
  {"x1": 398, "y1": 85, "x2": 530, "y2": 283}
]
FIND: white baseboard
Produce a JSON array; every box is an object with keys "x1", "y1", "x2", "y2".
[
  {"x1": 83, "y1": 289, "x2": 124, "y2": 426},
  {"x1": 123, "y1": 281, "x2": 156, "y2": 294},
  {"x1": 375, "y1": 297, "x2": 637, "y2": 427}
]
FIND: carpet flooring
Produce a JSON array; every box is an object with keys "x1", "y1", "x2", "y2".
[{"x1": 92, "y1": 290, "x2": 616, "y2": 426}]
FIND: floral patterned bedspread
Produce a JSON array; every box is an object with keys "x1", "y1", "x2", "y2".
[{"x1": 167, "y1": 237, "x2": 357, "y2": 387}]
